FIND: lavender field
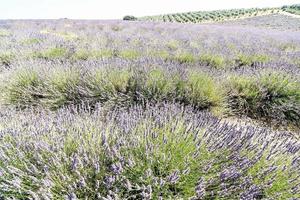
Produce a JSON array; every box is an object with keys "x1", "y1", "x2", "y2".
[{"x1": 0, "y1": 13, "x2": 300, "y2": 199}]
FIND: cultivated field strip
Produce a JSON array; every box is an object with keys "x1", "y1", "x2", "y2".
[{"x1": 138, "y1": 4, "x2": 300, "y2": 24}]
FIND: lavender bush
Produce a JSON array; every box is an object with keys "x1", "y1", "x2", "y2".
[
  {"x1": 1, "y1": 66, "x2": 299, "y2": 125},
  {"x1": 0, "y1": 104, "x2": 299, "y2": 199}
]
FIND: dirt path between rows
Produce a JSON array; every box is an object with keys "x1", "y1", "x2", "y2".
[{"x1": 220, "y1": 116, "x2": 300, "y2": 139}]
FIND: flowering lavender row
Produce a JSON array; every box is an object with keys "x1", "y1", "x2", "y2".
[
  {"x1": 0, "y1": 19, "x2": 300, "y2": 76},
  {"x1": 0, "y1": 104, "x2": 299, "y2": 199},
  {"x1": 2, "y1": 64, "x2": 299, "y2": 126}
]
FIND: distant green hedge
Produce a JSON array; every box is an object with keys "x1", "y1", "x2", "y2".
[{"x1": 123, "y1": 15, "x2": 138, "y2": 21}]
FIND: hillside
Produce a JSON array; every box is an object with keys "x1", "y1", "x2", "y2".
[
  {"x1": 220, "y1": 14, "x2": 300, "y2": 31},
  {"x1": 123, "y1": 5, "x2": 300, "y2": 23}
]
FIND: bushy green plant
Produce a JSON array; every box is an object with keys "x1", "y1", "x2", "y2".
[
  {"x1": 294, "y1": 58, "x2": 300, "y2": 68},
  {"x1": 227, "y1": 72, "x2": 300, "y2": 125},
  {"x1": 21, "y1": 38, "x2": 41, "y2": 45},
  {"x1": 139, "y1": 69, "x2": 176, "y2": 102},
  {"x1": 0, "y1": 29, "x2": 10, "y2": 37},
  {"x1": 120, "y1": 119, "x2": 216, "y2": 198},
  {"x1": 147, "y1": 50, "x2": 170, "y2": 60},
  {"x1": 4, "y1": 70, "x2": 44, "y2": 107},
  {"x1": 199, "y1": 54, "x2": 225, "y2": 69},
  {"x1": 93, "y1": 49, "x2": 115, "y2": 58},
  {"x1": 42, "y1": 68, "x2": 81, "y2": 109},
  {"x1": 84, "y1": 68, "x2": 134, "y2": 106},
  {"x1": 173, "y1": 52, "x2": 196, "y2": 64},
  {"x1": 186, "y1": 71, "x2": 226, "y2": 114},
  {"x1": 119, "y1": 49, "x2": 140, "y2": 60},
  {"x1": 226, "y1": 75, "x2": 260, "y2": 114},
  {"x1": 280, "y1": 43, "x2": 298, "y2": 52},
  {"x1": 33, "y1": 47, "x2": 68, "y2": 60},
  {"x1": 73, "y1": 49, "x2": 116, "y2": 60},
  {"x1": 0, "y1": 52, "x2": 14, "y2": 67},
  {"x1": 235, "y1": 54, "x2": 270, "y2": 67},
  {"x1": 34, "y1": 48, "x2": 116, "y2": 61},
  {"x1": 123, "y1": 15, "x2": 138, "y2": 21},
  {"x1": 166, "y1": 40, "x2": 180, "y2": 51},
  {"x1": 73, "y1": 49, "x2": 90, "y2": 60}
]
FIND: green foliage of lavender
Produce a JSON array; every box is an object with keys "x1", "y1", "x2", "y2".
[
  {"x1": 0, "y1": 52, "x2": 14, "y2": 67},
  {"x1": 32, "y1": 47, "x2": 69, "y2": 60},
  {"x1": 2, "y1": 67, "x2": 226, "y2": 115},
  {"x1": 227, "y1": 72, "x2": 300, "y2": 125},
  {"x1": 0, "y1": 104, "x2": 299, "y2": 199},
  {"x1": 2, "y1": 67, "x2": 299, "y2": 125}
]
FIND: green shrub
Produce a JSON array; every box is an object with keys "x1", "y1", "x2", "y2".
[
  {"x1": 62, "y1": 49, "x2": 117, "y2": 61},
  {"x1": 148, "y1": 50, "x2": 170, "y2": 60},
  {"x1": 84, "y1": 69, "x2": 109, "y2": 103},
  {"x1": 21, "y1": 38, "x2": 41, "y2": 45},
  {"x1": 106, "y1": 70, "x2": 133, "y2": 93},
  {"x1": 199, "y1": 54, "x2": 225, "y2": 69},
  {"x1": 121, "y1": 119, "x2": 218, "y2": 198},
  {"x1": 45, "y1": 47, "x2": 68, "y2": 58},
  {"x1": 4, "y1": 70, "x2": 44, "y2": 107},
  {"x1": 293, "y1": 58, "x2": 300, "y2": 68},
  {"x1": 3, "y1": 68, "x2": 135, "y2": 109},
  {"x1": 85, "y1": 69, "x2": 134, "y2": 106},
  {"x1": 93, "y1": 49, "x2": 115, "y2": 58},
  {"x1": 166, "y1": 40, "x2": 180, "y2": 51},
  {"x1": 123, "y1": 15, "x2": 138, "y2": 21},
  {"x1": 280, "y1": 43, "x2": 298, "y2": 52},
  {"x1": 0, "y1": 52, "x2": 14, "y2": 67},
  {"x1": 139, "y1": 69, "x2": 176, "y2": 102},
  {"x1": 186, "y1": 71, "x2": 226, "y2": 114},
  {"x1": 227, "y1": 72, "x2": 300, "y2": 125},
  {"x1": 119, "y1": 50, "x2": 140, "y2": 60},
  {"x1": 0, "y1": 29, "x2": 10, "y2": 37},
  {"x1": 173, "y1": 52, "x2": 196, "y2": 64},
  {"x1": 42, "y1": 68, "x2": 81, "y2": 109},
  {"x1": 226, "y1": 75, "x2": 260, "y2": 114},
  {"x1": 73, "y1": 49, "x2": 90, "y2": 60},
  {"x1": 256, "y1": 55, "x2": 270, "y2": 63},
  {"x1": 235, "y1": 54, "x2": 270, "y2": 67},
  {"x1": 33, "y1": 47, "x2": 68, "y2": 60},
  {"x1": 259, "y1": 72, "x2": 300, "y2": 123}
]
